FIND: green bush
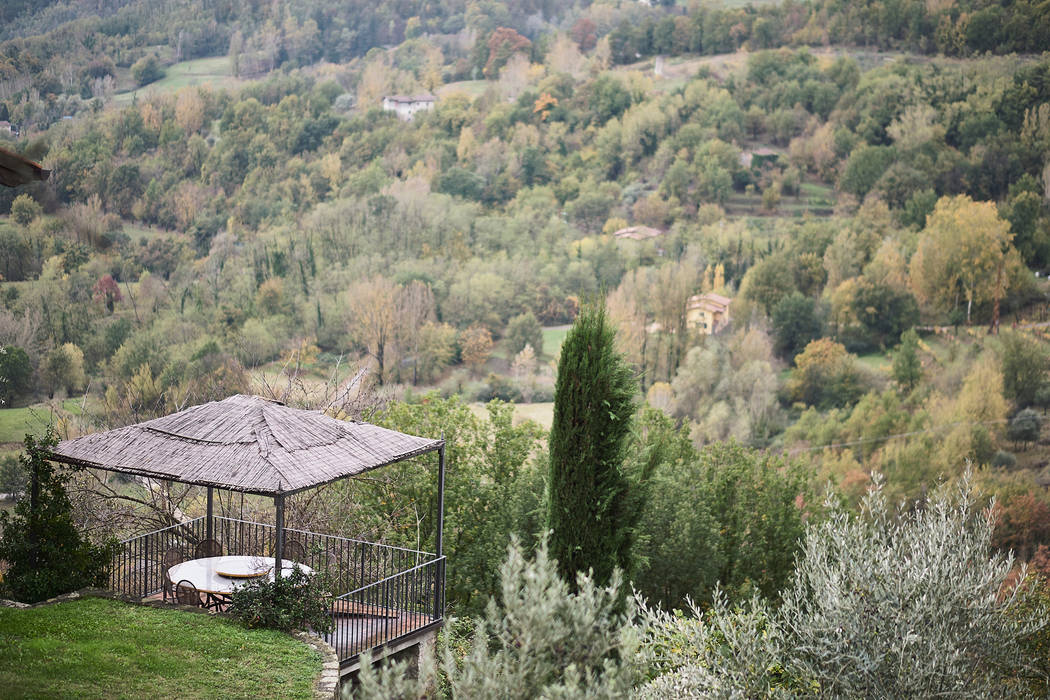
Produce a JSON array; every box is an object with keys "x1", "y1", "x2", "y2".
[
  {"x1": 130, "y1": 54, "x2": 165, "y2": 86},
  {"x1": 0, "y1": 454, "x2": 26, "y2": 498},
  {"x1": 504, "y1": 311, "x2": 543, "y2": 357},
  {"x1": 639, "y1": 476, "x2": 1049, "y2": 696},
  {"x1": 0, "y1": 430, "x2": 118, "y2": 603},
  {"x1": 352, "y1": 539, "x2": 637, "y2": 699},
  {"x1": 992, "y1": 450, "x2": 1017, "y2": 468},
  {"x1": 227, "y1": 565, "x2": 333, "y2": 634},
  {"x1": 0, "y1": 345, "x2": 33, "y2": 406}
]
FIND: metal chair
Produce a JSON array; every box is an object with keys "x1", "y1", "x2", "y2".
[
  {"x1": 175, "y1": 579, "x2": 202, "y2": 607},
  {"x1": 160, "y1": 548, "x2": 186, "y2": 603},
  {"x1": 194, "y1": 538, "x2": 222, "y2": 559}
]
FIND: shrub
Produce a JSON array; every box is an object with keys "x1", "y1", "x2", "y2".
[
  {"x1": 0, "y1": 430, "x2": 117, "y2": 603},
  {"x1": 504, "y1": 311, "x2": 543, "y2": 357},
  {"x1": 639, "y1": 476, "x2": 1049, "y2": 697},
  {"x1": 777, "y1": 477, "x2": 1046, "y2": 696},
  {"x1": 1007, "y1": 408, "x2": 1042, "y2": 450},
  {"x1": 352, "y1": 539, "x2": 638, "y2": 699},
  {"x1": 227, "y1": 565, "x2": 333, "y2": 634},
  {"x1": 0, "y1": 454, "x2": 26, "y2": 498},
  {"x1": 0, "y1": 345, "x2": 33, "y2": 406},
  {"x1": 130, "y1": 54, "x2": 165, "y2": 86},
  {"x1": 992, "y1": 450, "x2": 1018, "y2": 468}
]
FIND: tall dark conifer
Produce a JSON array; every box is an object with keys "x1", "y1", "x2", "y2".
[{"x1": 546, "y1": 300, "x2": 639, "y2": 587}]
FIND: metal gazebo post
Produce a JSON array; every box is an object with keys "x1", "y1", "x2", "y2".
[
  {"x1": 275, "y1": 493, "x2": 285, "y2": 567},
  {"x1": 206, "y1": 486, "x2": 214, "y2": 542},
  {"x1": 435, "y1": 441, "x2": 446, "y2": 620},
  {"x1": 436, "y1": 442, "x2": 445, "y2": 557}
]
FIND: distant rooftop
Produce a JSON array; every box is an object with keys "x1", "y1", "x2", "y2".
[
  {"x1": 382, "y1": 94, "x2": 437, "y2": 104},
  {"x1": 688, "y1": 292, "x2": 732, "y2": 311},
  {"x1": 614, "y1": 225, "x2": 664, "y2": 241}
]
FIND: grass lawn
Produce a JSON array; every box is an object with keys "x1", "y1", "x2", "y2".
[
  {"x1": 114, "y1": 56, "x2": 238, "y2": 105},
  {"x1": 856, "y1": 352, "x2": 892, "y2": 374},
  {"x1": 0, "y1": 399, "x2": 87, "y2": 445},
  {"x1": 541, "y1": 326, "x2": 570, "y2": 362},
  {"x1": 0, "y1": 406, "x2": 54, "y2": 445},
  {"x1": 437, "y1": 80, "x2": 490, "y2": 98},
  {"x1": 0, "y1": 597, "x2": 321, "y2": 700}
]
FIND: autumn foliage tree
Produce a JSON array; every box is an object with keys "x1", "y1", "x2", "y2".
[
  {"x1": 92, "y1": 274, "x2": 122, "y2": 313},
  {"x1": 346, "y1": 276, "x2": 399, "y2": 385},
  {"x1": 460, "y1": 325, "x2": 494, "y2": 376},
  {"x1": 909, "y1": 195, "x2": 1022, "y2": 324},
  {"x1": 484, "y1": 27, "x2": 531, "y2": 79},
  {"x1": 786, "y1": 338, "x2": 864, "y2": 409}
]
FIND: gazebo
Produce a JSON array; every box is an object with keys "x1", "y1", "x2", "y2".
[{"x1": 47, "y1": 394, "x2": 446, "y2": 669}]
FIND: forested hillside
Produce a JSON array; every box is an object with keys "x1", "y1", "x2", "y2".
[{"x1": 3, "y1": 1, "x2": 1050, "y2": 675}]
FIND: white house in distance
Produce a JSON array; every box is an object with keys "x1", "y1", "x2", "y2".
[{"x1": 382, "y1": 94, "x2": 437, "y2": 120}]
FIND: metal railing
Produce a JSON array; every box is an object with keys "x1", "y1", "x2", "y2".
[
  {"x1": 326, "y1": 556, "x2": 445, "y2": 664},
  {"x1": 108, "y1": 516, "x2": 445, "y2": 665},
  {"x1": 109, "y1": 516, "x2": 207, "y2": 598}
]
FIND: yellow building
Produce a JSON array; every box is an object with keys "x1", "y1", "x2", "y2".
[{"x1": 686, "y1": 293, "x2": 731, "y2": 335}]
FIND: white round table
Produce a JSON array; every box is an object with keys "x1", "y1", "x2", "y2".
[{"x1": 169, "y1": 555, "x2": 314, "y2": 595}]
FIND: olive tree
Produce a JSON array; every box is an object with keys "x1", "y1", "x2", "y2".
[
  {"x1": 351, "y1": 539, "x2": 638, "y2": 699},
  {"x1": 638, "y1": 476, "x2": 1048, "y2": 697}
]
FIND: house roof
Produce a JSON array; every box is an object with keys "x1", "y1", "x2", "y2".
[
  {"x1": 48, "y1": 394, "x2": 442, "y2": 496},
  {"x1": 688, "y1": 292, "x2": 732, "y2": 312},
  {"x1": 383, "y1": 94, "x2": 437, "y2": 104},
  {"x1": 613, "y1": 225, "x2": 664, "y2": 240}
]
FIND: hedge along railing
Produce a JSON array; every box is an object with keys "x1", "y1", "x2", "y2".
[
  {"x1": 326, "y1": 556, "x2": 445, "y2": 664},
  {"x1": 109, "y1": 516, "x2": 441, "y2": 602}
]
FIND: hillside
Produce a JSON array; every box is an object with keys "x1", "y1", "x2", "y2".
[{"x1": 1, "y1": 1, "x2": 1050, "y2": 660}]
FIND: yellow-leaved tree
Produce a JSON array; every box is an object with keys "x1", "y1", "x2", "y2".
[{"x1": 909, "y1": 195, "x2": 1022, "y2": 325}]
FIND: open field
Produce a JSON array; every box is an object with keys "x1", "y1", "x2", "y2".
[
  {"x1": 438, "y1": 80, "x2": 490, "y2": 98},
  {"x1": 470, "y1": 401, "x2": 554, "y2": 430},
  {"x1": 0, "y1": 597, "x2": 320, "y2": 700},
  {"x1": 0, "y1": 403, "x2": 62, "y2": 444},
  {"x1": 724, "y1": 179, "x2": 836, "y2": 217},
  {"x1": 541, "y1": 326, "x2": 570, "y2": 362},
  {"x1": 113, "y1": 56, "x2": 239, "y2": 105},
  {"x1": 0, "y1": 399, "x2": 90, "y2": 455}
]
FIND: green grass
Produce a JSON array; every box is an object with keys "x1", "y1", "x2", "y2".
[
  {"x1": 541, "y1": 326, "x2": 570, "y2": 362},
  {"x1": 0, "y1": 399, "x2": 86, "y2": 445},
  {"x1": 0, "y1": 597, "x2": 321, "y2": 700},
  {"x1": 513, "y1": 402, "x2": 554, "y2": 429},
  {"x1": 114, "y1": 56, "x2": 237, "y2": 105},
  {"x1": 0, "y1": 406, "x2": 53, "y2": 445},
  {"x1": 122, "y1": 222, "x2": 168, "y2": 242},
  {"x1": 438, "y1": 80, "x2": 490, "y2": 98},
  {"x1": 856, "y1": 352, "x2": 892, "y2": 374}
]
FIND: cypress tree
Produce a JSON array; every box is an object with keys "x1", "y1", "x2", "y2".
[{"x1": 546, "y1": 300, "x2": 639, "y2": 587}]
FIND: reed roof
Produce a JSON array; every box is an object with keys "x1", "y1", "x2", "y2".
[{"x1": 48, "y1": 395, "x2": 442, "y2": 496}]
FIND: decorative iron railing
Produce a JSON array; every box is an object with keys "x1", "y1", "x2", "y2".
[
  {"x1": 108, "y1": 516, "x2": 445, "y2": 665},
  {"x1": 327, "y1": 556, "x2": 445, "y2": 664}
]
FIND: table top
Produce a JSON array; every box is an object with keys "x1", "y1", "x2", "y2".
[{"x1": 168, "y1": 555, "x2": 314, "y2": 595}]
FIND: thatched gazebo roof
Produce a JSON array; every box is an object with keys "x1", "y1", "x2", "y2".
[
  {"x1": 49, "y1": 394, "x2": 443, "y2": 497},
  {"x1": 0, "y1": 145, "x2": 50, "y2": 188}
]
